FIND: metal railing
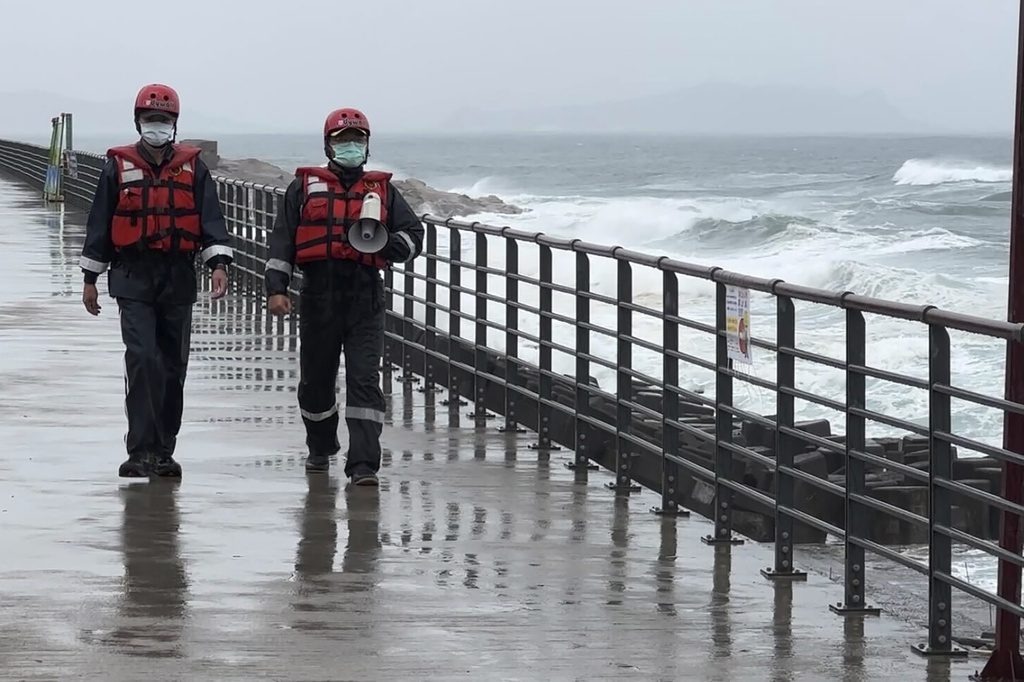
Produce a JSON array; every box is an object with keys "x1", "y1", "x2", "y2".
[{"x1": 3, "y1": 136, "x2": 1024, "y2": 669}]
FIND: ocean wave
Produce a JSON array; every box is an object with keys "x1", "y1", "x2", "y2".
[
  {"x1": 893, "y1": 159, "x2": 1012, "y2": 186},
  {"x1": 903, "y1": 200, "x2": 1008, "y2": 218},
  {"x1": 494, "y1": 195, "x2": 768, "y2": 246},
  {"x1": 444, "y1": 175, "x2": 519, "y2": 197},
  {"x1": 686, "y1": 213, "x2": 819, "y2": 245},
  {"x1": 980, "y1": 190, "x2": 1013, "y2": 202},
  {"x1": 816, "y1": 260, "x2": 991, "y2": 311},
  {"x1": 485, "y1": 193, "x2": 989, "y2": 271},
  {"x1": 873, "y1": 227, "x2": 985, "y2": 253}
]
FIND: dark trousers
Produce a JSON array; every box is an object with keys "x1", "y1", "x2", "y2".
[
  {"x1": 117, "y1": 298, "x2": 193, "y2": 458},
  {"x1": 297, "y1": 278, "x2": 386, "y2": 476}
]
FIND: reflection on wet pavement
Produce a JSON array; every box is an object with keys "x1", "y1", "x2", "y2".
[
  {"x1": 104, "y1": 481, "x2": 188, "y2": 658},
  {"x1": 0, "y1": 180, "x2": 975, "y2": 680}
]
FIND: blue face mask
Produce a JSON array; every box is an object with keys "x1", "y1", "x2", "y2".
[{"x1": 331, "y1": 141, "x2": 367, "y2": 168}]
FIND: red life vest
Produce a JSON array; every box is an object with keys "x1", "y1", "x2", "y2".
[
  {"x1": 293, "y1": 167, "x2": 392, "y2": 269},
  {"x1": 107, "y1": 144, "x2": 202, "y2": 253}
]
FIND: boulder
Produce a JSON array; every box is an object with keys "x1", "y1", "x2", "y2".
[
  {"x1": 179, "y1": 139, "x2": 524, "y2": 218},
  {"x1": 392, "y1": 178, "x2": 523, "y2": 217}
]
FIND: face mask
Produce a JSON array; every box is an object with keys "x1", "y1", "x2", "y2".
[
  {"x1": 331, "y1": 141, "x2": 367, "y2": 168},
  {"x1": 140, "y1": 121, "x2": 175, "y2": 146}
]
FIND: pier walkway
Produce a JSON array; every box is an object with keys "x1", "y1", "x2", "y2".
[{"x1": 0, "y1": 176, "x2": 983, "y2": 680}]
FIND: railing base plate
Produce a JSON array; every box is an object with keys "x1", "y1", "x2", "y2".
[
  {"x1": 701, "y1": 534, "x2": 744, "y2": 546},
  {"x1": 467, "y1": 412, "x2": 497, "y2": 420},
  {"x1": 761, "y1": 567, "x2": 807, "y2": 581},
  {"x1": 911, "y1": 642, "x2": 968, "y2": 659},
  {"x1": 441, "y1": 399, "x2": 468, "y2": 407},
  {"x1": 529, "y1": 443, "x2": 562, "y2": 452},
  {"x1": 499, "y1": 426, "x2": 527, "y2": 434},
  {"x1": 651, "y1": 505, "x2": 691, "y2": 517},
  {"x1": 565, "y1": 461, "x2": 598, "y2": 471},
  {"x1": 606, "y1": 482, "x2": 641, "y2": 493},
  {"x1": 829, "y1": 602, "x2": 881, "y2": 616}
]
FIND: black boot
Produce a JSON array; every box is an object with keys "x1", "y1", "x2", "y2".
[
  {"x1": 352, "y1": 471, "x2": 379, "y2": 487},
  {"x1": 305, "y1": 453, "x2": 330, "y2": 473},
  {"x1": 118, "y1": 452, "x2": 151, "y2": 478},
  {"x1": 152, "y1": 455, "x2": 182, "y2": 478},
  {"x1": 349, "y1": 464, "x2": 379, "y2": 487}
]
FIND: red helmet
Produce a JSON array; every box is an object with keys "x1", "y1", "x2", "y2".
[
  {"x1": 324, "y1": 107, "x2": 370, "y2": 137},
  {"x1": 134, "y1": 83, "x2": 180, "y2": 118}
]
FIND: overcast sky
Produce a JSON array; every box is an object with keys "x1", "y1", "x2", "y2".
[{"x1": 0, "y1": 0, "x2": 1019, "y2": 133}]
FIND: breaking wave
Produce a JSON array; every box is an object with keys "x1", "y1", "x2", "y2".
[{"x1": 893, "y1": 159, "x2": 1012, "y2": 186}]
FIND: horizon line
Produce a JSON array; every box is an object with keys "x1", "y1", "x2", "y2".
[{"x1": 0, "y1": 128, "x2": 1015, "y2": 139}]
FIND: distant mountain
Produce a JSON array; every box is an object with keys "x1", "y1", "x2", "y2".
[
  {"x1": 443, "y1": 82, "x2": 930, "y2": 135},
  {"x1": 0, "y1": 90, "x2": 248, "y2": 137},
  {"x1": 0, "y1": 83, "x2": 935, "y2": 139}
]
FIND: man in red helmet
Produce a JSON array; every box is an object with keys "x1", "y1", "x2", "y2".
[
  {"x1": 78, "y1": 83, "x2": 234, "y2": 479},
  {"x1": 264, "y1": 107, "x2": 424, "y2": 485}
]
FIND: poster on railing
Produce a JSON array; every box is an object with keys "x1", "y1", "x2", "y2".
[
  {"x1": 726, "y1": 285, "x2": 752, "y2": 364},
  {"x1": 63, "y1": 150, "x2": 78, "y2": 180}
]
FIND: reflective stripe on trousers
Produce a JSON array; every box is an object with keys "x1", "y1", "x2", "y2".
[
  {"x1": 301, "y1": 404, "x2": 338, "y2": 422},
  {"x1": 346, "y1": 406, "x2": 385, "y2": 423}
]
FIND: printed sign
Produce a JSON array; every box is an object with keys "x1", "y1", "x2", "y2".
[
  {"x1": 725, "y1": 285, "x2": 752, "y2": 364},
  {"x1": 63, "y1": 150, "x2": 78, "y2": 180}
]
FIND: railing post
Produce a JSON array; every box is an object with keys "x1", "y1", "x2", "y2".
[
  {"x1": 263, "y1": 187, "x2": 274, "y2": 335},
  {"x1": 763, "y1": 295, "x2": 805, "y2": 579},
  {"x1": 383, "y1": 265, "x2": 395, "y2": 385},
  {"x1": 64, "y1": 112, "x2": 73, "y2": 152},
  {"x1": 831, "y1": 309, "x2": 880, "y2": 615},
  {"x1": 248, "y1": 189, "x2": 260, "y2": 297},
  {"x1": 399, "y1": 246, "x2": 418, "y2": 384},
  {"x1": 566, "y1": 250, "x2": 596, "y2": 472},
  {"x1": 245, "y1": 187, "x2": 255, "y2": 296},
  {"x1": 529, "y1": 244, "x2": 560, "y2": 453},
  {"x1": 704, "y1": 282, "x2": 743, "y2": 544},
  {"x1": 914, "y1": 324, "x2": 968, "y2": 658},
  {"x1": 470, "y1": 231, "x2": 493, "y2": 424},
  {"x1": 419, "y1": 223, "x2": 439, "y2": 393},
  {"x1": 653, "y1": 269, "x2": 688, "y2": 514},
  {"x1": 444, "y1": 227, "x2": 467, "y2": 421},
  {"x1": 608, "y1": 258, "x2": 639, "y2": 493},
  {"x1": 500, "y1": 237, "x2": 526, "y2": 434}
]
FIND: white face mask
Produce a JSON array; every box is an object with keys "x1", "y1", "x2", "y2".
[{"x1": 140, "y1": 121, "x2": 174, "y2": 146}]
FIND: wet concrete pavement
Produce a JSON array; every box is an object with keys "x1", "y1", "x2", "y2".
[{"x1": 0, "y1": 178, "x2": 980, "y2": 680}]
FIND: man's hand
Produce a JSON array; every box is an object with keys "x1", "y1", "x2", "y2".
[
  {"x1": 83, "y1": 283, "x2": 101, "y2": 316},
  {"x1": 268, "y1": 294, "x2": 291, "y2": 316},
  {"x1": 211, "y1": 268, "x2": 228, "y2": 300}
]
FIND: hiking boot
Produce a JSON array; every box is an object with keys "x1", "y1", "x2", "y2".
[
  {"x1": 305, "y1": 454, "x2": 330, "y2": 473},
  {"x1": 351, "y1": 470, "x2": 379, "y2": 487},
  {"x1": 152, "y1": 455, "x2": 182, "y2": 478},
  {"x1": 118, "y1": 453, "x2": 150, "y2": 478}
]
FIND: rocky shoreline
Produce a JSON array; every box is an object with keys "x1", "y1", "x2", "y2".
[{"x1": 181, "y1": 139, "x2": 523, "y2": 218}]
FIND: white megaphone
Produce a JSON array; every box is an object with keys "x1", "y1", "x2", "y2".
[{"x1": 347, "y1": 191, "x2": 388, "y2": 254}]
